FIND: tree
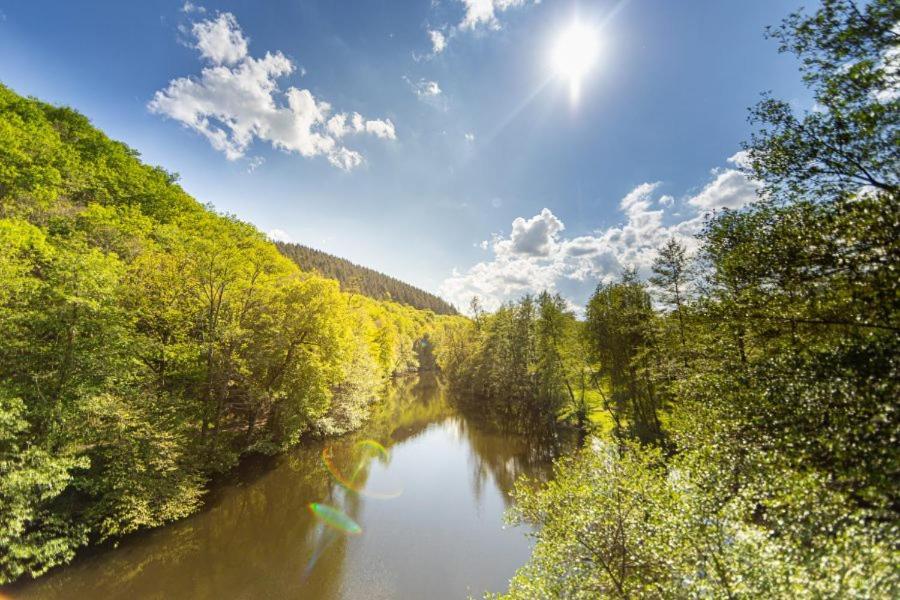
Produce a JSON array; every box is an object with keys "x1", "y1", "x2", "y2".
[
  {"x1": 584, "y1": 270, "x2": 662, "y2": 442},
  {"x1": 746, "y1": 0, "x2": 899, "y2": 202},
  {"x1": 650, "y1": 238, "x2": 692, "y2": 352}
]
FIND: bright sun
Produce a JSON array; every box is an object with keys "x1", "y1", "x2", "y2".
[{"x1": 551, "y1": 22, "x2": 600, "y2": 101}]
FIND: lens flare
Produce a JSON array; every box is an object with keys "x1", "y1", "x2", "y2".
[
  {"x1": 356, "y1": 439, "x2": 389, "y2": 461},
  {"x1": 308, "y1": 503, "x2": 362, "y2": 535},
  {"x1": 322, "y1": 439, "x2": 402, "y2": 499}
]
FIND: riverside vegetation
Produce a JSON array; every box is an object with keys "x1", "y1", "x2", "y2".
[
  {"x1": 0, "y1": 81, "x2": 466, "y2": 583},
  {"x1": 436, "y1": 1, "x2": 899, "y2": 597}
]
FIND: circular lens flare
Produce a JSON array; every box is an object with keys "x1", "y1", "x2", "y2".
[{"x1": 322, "y1": 440, "x2": 402, "y2": 499}]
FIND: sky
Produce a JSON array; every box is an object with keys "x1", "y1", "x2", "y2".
[{"x1": 0, "y1": 0, "x2": 813, "y2": 312}]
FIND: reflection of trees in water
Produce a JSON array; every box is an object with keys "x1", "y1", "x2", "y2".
[
  {"x1": 453, "y1": 403, "x2": 577, "y2": 509},
  {"x1": 361, "y1": 373, "x2": 453, "y2": 447},
  {"x1": 11, "y1": 443, "x2": 349, "y2": 599},
  {"x1": 9, "y1": 375, "x2": 571, "y2": 599}
]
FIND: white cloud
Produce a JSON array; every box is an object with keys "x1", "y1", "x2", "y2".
[
  {"x1": 459, "y1": 0, "x2": 532, "y2": 31},
  {"x1": 192, "y1": 13, "x2": 247, "y2": 65},
  {"x1": 686, "y1": 154, "x2": 760, "y2": 210},
  {"x1": 268, "y1": 228, "x2": 293, "y2": 243},
  {"x1": 495, "y1": 208, "x2": 564, "y2": 257},
  {"x1": 150, "y1": 12, "x2": 395, "y2": 170},
  {"x1": 727, "y1": 149, "x2": 752, "y2": 170},
  {"x1": 422, "y1": 0, "x2": 534, "y2": 55},
  {"x1": 429, "y1": 29, "x2": 446, "y2": 54},
  {"x1": 326, "y1": 111, "x2": 396, "y2": 140},
  {"x1": 440, "y1": 154, "x2": 759, "y2": 312},
  {"x1": 464, "y1": 132, "x2": 475, "y2": 142},
  {"x1": 874, "y1": 22, "x2": 900, "y2": 103}
]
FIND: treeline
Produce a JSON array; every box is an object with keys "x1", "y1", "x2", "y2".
[
  {"x1": 437, "y1": 293, "x2": 589, "y2": 431},
  {"x1": 276, "y1": 242, "x2": 458, "y2": 315},
  {"x1": 0, "y1": 84, "x2": 466, "y2": 583},
  {"x1": 458, "y1": 2, "x2": 898, "y2": 597}
]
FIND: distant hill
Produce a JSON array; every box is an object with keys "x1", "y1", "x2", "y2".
[{"x1": 276, "y1": 242, "x2": 458, "y2": 315}]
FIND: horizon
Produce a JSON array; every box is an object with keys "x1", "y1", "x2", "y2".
[{"x1": 0, "y1": 0, "x2": 812, "y2": 311}]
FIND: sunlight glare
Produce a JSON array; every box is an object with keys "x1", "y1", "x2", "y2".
[{"x1": 551, "y1": 22, "x2": 600, "y2": 102}]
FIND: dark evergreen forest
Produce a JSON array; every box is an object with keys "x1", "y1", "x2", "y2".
[{"x1": 276, "y1": 242, "x2": 458, "y2": 315}]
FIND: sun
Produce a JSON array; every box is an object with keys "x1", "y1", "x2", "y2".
[{"x1": 551, "y1": 22, "x2": 600, "y2": 102}]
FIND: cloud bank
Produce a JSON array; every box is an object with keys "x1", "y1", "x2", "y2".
[{"x1": 440, "y1": 154, "x2": 759, "y2": 312}]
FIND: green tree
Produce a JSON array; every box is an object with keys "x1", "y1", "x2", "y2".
[
  {"x1": 650, "y1": 238, "x2": 692, "y2": 353},
  {"x1": 584, "y1": 270, "x2": 662, "y2": 441},
  {"x1": 746, "y1": 0, "x2": 898, "y2": 201}
]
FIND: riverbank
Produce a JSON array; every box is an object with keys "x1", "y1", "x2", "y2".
[{"x1": 5, "y1": 376, "x2": 575, "y2": 600}]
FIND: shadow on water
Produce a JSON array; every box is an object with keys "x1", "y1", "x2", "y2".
[{"x1": 6, "y1": 374, "x2": 574, "y2": 600}]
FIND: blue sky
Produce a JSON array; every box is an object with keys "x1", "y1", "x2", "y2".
[{"x1": 0, "y1": 0, "x2": 812, "y2": 311}]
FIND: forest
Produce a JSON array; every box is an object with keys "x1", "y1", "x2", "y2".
[
  {"x1": 0, "y1": 82, "x2": 465, "y2": 583},
  {"x1": 435, "y1": 1, "x2": 898, "y2": 596},
  {"x1": 276, "y1": 242, "x2": 458, "y2": 315}
]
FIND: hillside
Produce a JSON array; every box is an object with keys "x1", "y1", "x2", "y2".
[
  {"x1": 276, "y1": 242, "x2": 458, "y2": 315},
  {"x1": 0, "y1": 83, "x2": 466, "y2": 583}
]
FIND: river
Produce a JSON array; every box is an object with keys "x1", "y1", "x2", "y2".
[{"x1": 8, "y1": 375, "x2": 573, "y2": 600}]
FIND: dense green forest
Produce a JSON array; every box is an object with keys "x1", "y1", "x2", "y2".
[
  {"x1": 276, "y1": 242, "x2": 458, "y2": 315},
  {"x1": 437, "y1": 1, "x2": 898, "y2": 597},
  {"x1": 0, "y1": 83, "x2": 466, "y2": 584}
]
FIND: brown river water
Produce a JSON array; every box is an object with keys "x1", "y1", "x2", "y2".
[{"x1": 7, "y1": 376, "x2": 573, "y2": 600}]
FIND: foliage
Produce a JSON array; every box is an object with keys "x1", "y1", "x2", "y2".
[
  {"x1": 276, "y1": 241, "x2": 458, "y2": 315},
  {"x1": 491, "y1": 2, "x2": 899, "y2": 596},
  {"x1": 436, "y1": 292, "x2": 593, "y2": 430},
  {"x1": 746, "y1": 0, "x2": 898, "y2": 201},
  {"x1": 0, "y1": 84, "x2": 468, "y2": 583},
  {"x1": 585, "y1": 270, "x2": 663, "y2": 442}
]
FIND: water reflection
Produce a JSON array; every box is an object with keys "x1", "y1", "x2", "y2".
[{"x1": 7, "y1": 375, "x2": 573, "y2": 600}]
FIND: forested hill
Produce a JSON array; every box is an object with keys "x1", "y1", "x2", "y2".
[
  {"x1": 276, "y1": 242, "x2": 458, "y2": 315},
  {"x1": 0, "y1": 82, "x2": 467, "y2": 584}
]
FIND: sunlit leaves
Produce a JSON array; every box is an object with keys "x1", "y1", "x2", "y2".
[{"x1": 0, "y1": 82, "x2": 464, "y2": 583}]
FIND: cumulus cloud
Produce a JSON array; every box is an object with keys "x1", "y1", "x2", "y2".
[
  {"x1": 440, "y1": 154, "x2": 761, "y2": 312},
  {"x1": 495, "y1": 208, "x2": 564, "y2": 257},
  {"x1": 149, "y1": 12, "x2": 395, "y2": 170},
  {"x1": 326, "y1": 111, "x2": 396, "y2": 140},
  {"x1": 192, "y1": 12, "x2": 246, "y2": 64},
  {"x1": 687, "y1": 152, "x2": 760, "y2": 210}
]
